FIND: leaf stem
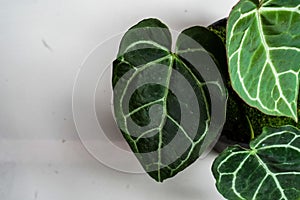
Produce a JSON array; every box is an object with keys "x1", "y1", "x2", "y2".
[{"x1": 246, "y1": 115, "x2": 255, "y2": 140}]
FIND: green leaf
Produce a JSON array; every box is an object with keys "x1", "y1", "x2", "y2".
[
  {"x1": 208, "y1": 18, "x2": 227, "y2": 44},
  {"x1": 112, "y1": 18, "x2": 227, "y2": 182},
  {"x1": 227, "y1": 0, "x2": 300, "y2": 121},
  {"x1": 212, "y1": 125, "x2": 300, "y2": 200}
]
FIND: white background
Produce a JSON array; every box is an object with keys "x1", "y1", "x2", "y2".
[{"x1": 0, "y1": 0, "x2": 238, "y2": 199}]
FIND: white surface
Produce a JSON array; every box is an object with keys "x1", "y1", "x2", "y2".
[{"x1": 0, "y1": 0, "x2": 238, "y2": 199}]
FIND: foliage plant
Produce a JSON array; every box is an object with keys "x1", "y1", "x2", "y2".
[{"x1": 112, "y1": 0, "x2": 300, "y2": 199}]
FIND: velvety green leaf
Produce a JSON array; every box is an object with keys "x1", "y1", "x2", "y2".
[
  {"x1": 177, "y1": 26, "x2": 228, "y2": 81},
  {"x1": 208, "y1": 18, "x2": 300, "y2": 146},
  {"x1": 227, "y1": 0, "x2": 300, "y2": 121},
  {"x1": 112, "y1": 18, "x2": 227, "y2": 182},
  {"x1": 212, "y1": 125, "x2": 300, "y2": 200},
  {"x1": 208, "y1": 17, "x2": 227, "y2": 44}
]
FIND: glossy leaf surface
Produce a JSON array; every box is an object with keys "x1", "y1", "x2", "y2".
[
  {"x1": 113, "y1": 18, "x2": 227, "y2": 182},
  {"x1": 227, "y1": 0, "x2": 300, "y2": 121},
  {"x1": 213, "y1": 125, "x2": 300, "y2": 200}
]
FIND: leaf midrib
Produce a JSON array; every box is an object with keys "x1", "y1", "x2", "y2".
[
  {"x1": 119, "y1": 55, "x2": 172, "y2": 148},
  {"x1": 156, "y1": 55, "x2": 174, "y2": 182},
  {"x1": 253, "y1": 153, "x2": 288, "y2": 200},
  {"x1": 255, "y1": 8, "x2": 296, "y2": 120}
]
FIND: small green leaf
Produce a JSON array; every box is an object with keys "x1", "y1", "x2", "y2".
[
  {"x1": 113, "y1": 18, "x2": 227, "y2": 182},
  {"x1": 227, "y1": 0, "x2": 300, "y2": 121},
  {"x1": 212, "y1": 125, "x2": 300, "y2": 200}
]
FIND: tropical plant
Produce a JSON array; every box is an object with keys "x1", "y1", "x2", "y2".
[{"x1": 112, "y1": 0, "x2": 300, "y2": 199}]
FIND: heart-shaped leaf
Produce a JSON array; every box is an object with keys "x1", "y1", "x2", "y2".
[
  {"x1": 112, "y1": 18, "x2": 227, "y2": 182},
  {"x1": 212, "y1": 125, "x2": 300, "y2": 200},
  {"x1": 227, "y1": 0, "x2": 300, "y2": 121}
]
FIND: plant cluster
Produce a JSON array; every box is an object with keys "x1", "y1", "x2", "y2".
[{"x1": 112, "y1": 0, "x2": 300, "y2": 199}]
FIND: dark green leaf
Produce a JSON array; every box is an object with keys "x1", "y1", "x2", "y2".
[
  {"x1": 113, "y1": 18, "x2": 227, "y2": 182},
  {"x1": 213, "y1": 125, "x2": 300, "y2": 200}
]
